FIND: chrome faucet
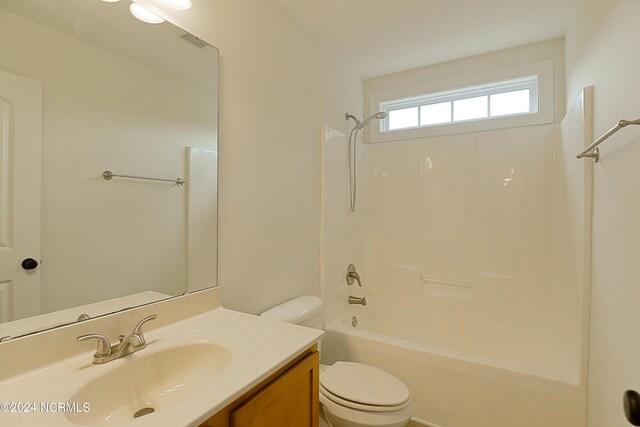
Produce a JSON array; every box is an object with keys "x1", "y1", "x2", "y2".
[
  {"x1": 77, "y1": 314, "x2": 157, "y2": 364},
  {"x1": 348, "y1": 296, "x2": 367, "y2": 306}
]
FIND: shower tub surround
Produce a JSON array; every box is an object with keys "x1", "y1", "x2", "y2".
[
  {"x1": 365, "y1": 125, "x2": 581, "y2": 383},
  {"x1": 320, "y1": 89, "x2": 592, "y2": 426}
]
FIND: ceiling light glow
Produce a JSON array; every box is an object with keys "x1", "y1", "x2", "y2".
[
  {"x1": 130, "y1": 2, "x2": 166, "y2": 24},
  {"x1": 161, "y1": 0, "x2": 192, "y2": 10}
]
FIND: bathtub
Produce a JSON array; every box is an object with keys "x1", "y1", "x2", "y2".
[{"x1": 320, "y1": 307, "x2": 587, "y2": 427}]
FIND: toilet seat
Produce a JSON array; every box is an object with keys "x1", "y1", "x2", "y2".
[
  {"x1": 320, "y1": 383, "x2": 411, "y2": 412},
  {"x1": 319, "y1": 362, "x2": 411, "y2": 412}
]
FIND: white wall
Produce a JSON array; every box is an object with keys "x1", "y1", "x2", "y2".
[
  {"x1": 137, "y1": 0, "x2": 363, "y2": 314},
  {"x1": 565, "y1": 0, "x2": 640, "y2": 425},
  {"x1": 0, "y1": 9, "x2": 216, "y2": 313}
]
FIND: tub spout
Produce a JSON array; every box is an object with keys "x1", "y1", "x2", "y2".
[{"x1": 348, "y1": 296, "x2": 367, "y2": 306}]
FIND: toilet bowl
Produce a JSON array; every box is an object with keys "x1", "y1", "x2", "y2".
[
  {"x1": 260, "y1": 296, "x2": 413, "y2": 427},
  {"x1": 319, "y1": 362, "x2": 412, "y2": 427}
]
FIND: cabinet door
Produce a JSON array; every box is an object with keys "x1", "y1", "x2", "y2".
[{"x1": 230, "y1": 351, "x2": 319, "y2": 427}]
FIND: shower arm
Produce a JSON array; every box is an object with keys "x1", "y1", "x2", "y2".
[{"x1": 345, "y1": 113, "x2": 361, "y2": 127}]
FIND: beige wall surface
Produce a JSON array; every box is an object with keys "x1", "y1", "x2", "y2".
[
  {"x1": 565, "y1": 0, "x2": 640, "y2": 425},
  {"x1": 137, "y1": 0, "x2": 363, "y2": 314}
]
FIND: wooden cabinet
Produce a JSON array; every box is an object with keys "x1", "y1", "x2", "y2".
[{"x1": 200, "y1": 345, "x2": 319, "y2": 427}]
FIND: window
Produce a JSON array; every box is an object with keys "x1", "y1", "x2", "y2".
[
  {"x1": 380, "y1": 75, "x2": 538, "y2": 132},
  {"x1": 368, "y1": 60, "x2": 554, "y2": 143}
]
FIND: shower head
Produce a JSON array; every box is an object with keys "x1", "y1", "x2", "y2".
[
  {"x1": 356, "y1": 112, "x2": 387, "y2": 130},
  {"x1": 345, "y1": 112, "x2": 387, "y2": 130}
]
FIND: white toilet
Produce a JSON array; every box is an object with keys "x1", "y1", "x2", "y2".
[{"x1": 260, "y1": 296, "x2": 413, "y2": 427}]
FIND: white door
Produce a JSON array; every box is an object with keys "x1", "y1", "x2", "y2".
[{"x1": 0, "y1": 70, "x2": 42, "y2": 324}]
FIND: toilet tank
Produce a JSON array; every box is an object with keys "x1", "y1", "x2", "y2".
[{"x1": 260, "y1": 296, "x2": 323, "y2": 329}]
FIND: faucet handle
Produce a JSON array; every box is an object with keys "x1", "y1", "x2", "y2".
[
  {"x1": 346, "y1": 264, "x2": 362, "y2": 287},
  {"x1": 77, "y1": 334, "x2": 112, "y2": 357},
  {"x1": 132, "y1": 314, "x2": 157, "y2": 340}
]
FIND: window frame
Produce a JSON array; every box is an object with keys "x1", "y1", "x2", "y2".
[{"x1": 368, "y1": 60, "x2": 554, "y2": 143}]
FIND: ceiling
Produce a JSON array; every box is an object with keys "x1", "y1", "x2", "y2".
[
  {"x1": 0, "y1": 0, "x2": 217, "y2": 91},
  {"x1": 275, "y1": 0, "x2": 579, "y2": 79}
]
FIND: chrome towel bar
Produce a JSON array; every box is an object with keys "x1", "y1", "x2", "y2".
[
  {"x1": 577, "y1": 119, "x2": 640, "y2": 162},
  {"x1": 103, "y1": 170, "x2": 186, "y2": 186}
]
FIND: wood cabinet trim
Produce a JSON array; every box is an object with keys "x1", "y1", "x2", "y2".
[
  {"x1": 230, "y1": 351, "x2": 319, "y2": 426},
  {"x1": 199, "y1": 344, "x2": 318, "y2": 427}
]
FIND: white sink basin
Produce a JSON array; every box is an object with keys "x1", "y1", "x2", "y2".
[
  {"x1": 0, "y1": 300, "x2": 323, "y2": 427},
  {"x1": 65, "y1": 343, "x2": 231, "y2": 426}
]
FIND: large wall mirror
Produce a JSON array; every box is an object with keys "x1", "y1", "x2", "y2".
[{"x1": 0, "y1": 0, "x2": 218, "y2": 339}]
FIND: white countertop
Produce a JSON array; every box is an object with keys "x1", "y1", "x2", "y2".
[{"x1": 0, "y1": 306, "x2": 324, "y2": 426}]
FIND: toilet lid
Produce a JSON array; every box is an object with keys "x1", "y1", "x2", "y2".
[{"x1": 320, "y1": 362, "x2": 410, "y2": 407}]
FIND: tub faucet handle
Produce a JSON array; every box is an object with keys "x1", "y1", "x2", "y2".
[{"x1": 346, "y1": 264, "x2": 362, "y2": 287}]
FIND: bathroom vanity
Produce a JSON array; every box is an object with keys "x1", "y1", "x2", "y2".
[
  {"x1": 201, "y1": 345, "x2": 319, "y2": 427},
  {"x1": 0, "y1": 288, "x2": 323, "y2": 426}
]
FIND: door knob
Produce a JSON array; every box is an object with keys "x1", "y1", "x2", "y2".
[{"x1": 21, "y1": 258, "x2": 38, "y2": 271}]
